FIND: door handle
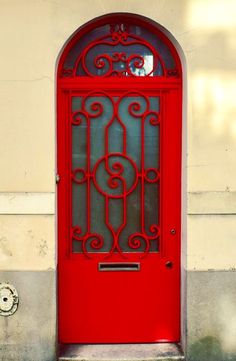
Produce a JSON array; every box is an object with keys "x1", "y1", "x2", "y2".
[{"x1": 165, "y1": 261, "x2": 173, "y2": 269}]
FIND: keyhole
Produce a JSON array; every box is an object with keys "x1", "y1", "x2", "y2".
[{"x1": 3, "y1": 297, "x2": 8, "y2": 302}]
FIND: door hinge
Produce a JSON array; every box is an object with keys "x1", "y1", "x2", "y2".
[{"x1": 56, "y1": 174, "x2": 60, "y2": 184}]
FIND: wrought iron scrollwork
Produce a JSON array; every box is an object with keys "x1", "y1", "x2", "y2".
[
  {"x1": 71, "y1": 91, "x2": 160, "y2": 258},
  {"x1": 61, "y1": 23, "x2": 180, "y2": 78}
]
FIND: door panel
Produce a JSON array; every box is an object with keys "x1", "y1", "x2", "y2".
[
  {"x1": 59, "y1": 255, "x2": 180, "y2": 343},
  {"x1": 58, "y1": 88, "x2": 181, "y2": 343}
]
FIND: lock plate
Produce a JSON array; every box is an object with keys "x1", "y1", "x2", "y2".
[{"x1": 0, "y1": 283, "x2": 19, "y2": 316}]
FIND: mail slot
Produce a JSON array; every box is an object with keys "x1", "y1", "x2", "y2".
[{"x1": 98, "y1": 263, "x2": 140, "y2": 272}]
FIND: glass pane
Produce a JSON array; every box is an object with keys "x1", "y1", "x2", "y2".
[
  {"x1": 72, "y1": 93, "x2": 160, "y2": 254},
  {"x1": 62, "y1": 23, "x2": 176, "y2": 77},
  {"x1": 145, "y1": 97, "x2": 160, "y2": 169}
]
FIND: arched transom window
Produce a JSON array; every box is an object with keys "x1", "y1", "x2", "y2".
[{"x1": 59, "y1": 16, "x2": 180, "y2": 78}]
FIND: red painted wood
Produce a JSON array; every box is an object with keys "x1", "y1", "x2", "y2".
[{"x1": 57, "y1": 14, "x2": 182, "y2": 344}]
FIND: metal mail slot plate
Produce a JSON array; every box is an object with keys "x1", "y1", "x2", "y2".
[{"x1": 98, "y1": 262, "x2": 140, "y2": 272}]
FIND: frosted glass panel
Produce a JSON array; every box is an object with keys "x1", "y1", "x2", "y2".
[
  {"x1": 72, "y1": 93, "x2": 160, "y2": 254},
  {"x1": 62, "y1": 23, "x2": 176, "y2": 77}
]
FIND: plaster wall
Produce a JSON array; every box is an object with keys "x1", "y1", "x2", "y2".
[
  {"x1": 0, "y1": 0, "x2": 235, "y2": 270},
  {"x1": 0, "y1": 1, "x2": 236, "y2": 360}
]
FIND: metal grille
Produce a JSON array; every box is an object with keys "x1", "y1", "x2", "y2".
[
  {"x1": 60, "y1": 23, "x2": 179, "y2": 78},
  {"x1": 71, "y1": 92, "x2": 160, "y2": 258}
]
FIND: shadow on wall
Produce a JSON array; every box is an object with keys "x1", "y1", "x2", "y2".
[
  {"x1": 186, "y1": 0, "x2": 236, "y2": 139},
  {"x1": 184, "y1": 0, "x2": 236, "y2": 191},
  {"x1": 189, "y1": 27, "x2": 236, "y2": 140},
  {"x1": 188, "y1": 336, "x2": 236, "y2": 361}
]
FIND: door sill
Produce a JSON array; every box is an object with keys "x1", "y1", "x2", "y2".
[{"x1": 58, "y1": 343, "x2": 185, "y2": 361}]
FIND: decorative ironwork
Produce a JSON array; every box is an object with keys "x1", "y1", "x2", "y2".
[
  {"x1": 71, "y1": 91, "x2": 160, "y2": 258},
  {"x1": 167, "y1": 69, "x2": 179, "y2": 77},
  {"x1": 61, "y1": 23, "x2": 173, "y2": 77},
  {"x1": 93, "y1": 153, "x2": 138, "y2": 198}
]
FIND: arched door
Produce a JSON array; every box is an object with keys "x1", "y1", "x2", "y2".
[{"x1": 57, "y1": 14, "x2": 182, "y2": 344}]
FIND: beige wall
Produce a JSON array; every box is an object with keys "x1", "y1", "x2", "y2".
[
  {"x1": 0, "y1": 215, "x2": 55, "y2": 271},
  {"x1": 0, "y1": 0, "x2": 236, "y2": 271}
]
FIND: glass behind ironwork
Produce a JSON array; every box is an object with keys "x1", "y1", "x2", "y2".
[
  {"x1": 71, "y1": 93, "x2": 160, "y2": 255},
  {"x1": 61, "y1": 23, "x2": 177, "y2": 77}
]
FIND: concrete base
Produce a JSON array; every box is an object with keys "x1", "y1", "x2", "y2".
[
  {"x1": 59, "y1": 343, "x2": 185, "y2": 361},
  {"x1": 0, "y1": 270, "x2": 56, "y2": 361},
  {"x1": 187, "y1": 270, "x2": 236, "y2": 361}
]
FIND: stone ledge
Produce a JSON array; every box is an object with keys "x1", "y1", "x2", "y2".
[
  {"x1": 59, "y1": 343, "x2": 185, "y2": 361},
  {"x1": 0, "y1": 192, "x2": 55, "y2": 214},
  {"x1": 187, "y1": 191, "x2": 236, "y2": 215}
]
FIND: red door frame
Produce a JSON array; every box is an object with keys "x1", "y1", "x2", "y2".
[{"x1": 57, "y1": 13, "x2": 182, "y2": 344}]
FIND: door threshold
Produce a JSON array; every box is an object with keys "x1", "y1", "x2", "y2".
[{"x1": 58, "y1": 343, "x2": 185, "y2": 361}]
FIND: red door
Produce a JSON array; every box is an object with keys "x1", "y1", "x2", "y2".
[{"x1": 57, "y1": 14, "x2": 182, "y2": 344}]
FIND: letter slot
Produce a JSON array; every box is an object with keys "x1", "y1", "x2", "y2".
[{"x1": 98, "y1": 262, "x2": 140, "y2": 272}]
